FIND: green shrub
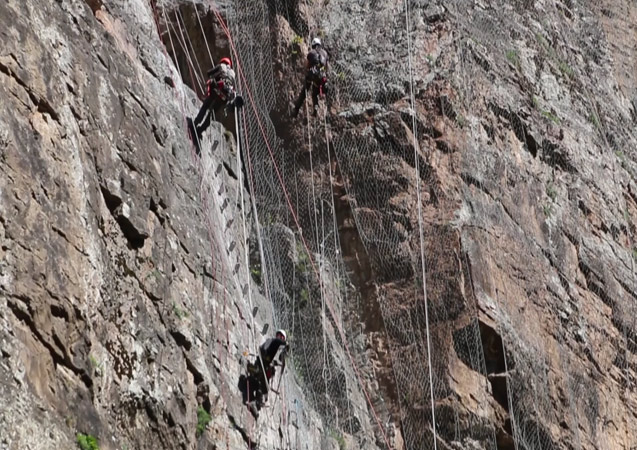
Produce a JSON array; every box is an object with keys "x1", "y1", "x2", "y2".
[
  {"x1": 558, "y1": 61, "x2": 574, "y2": 78},
  {"x1": 531, "y1": 96, "x2": 538, "y2": 108},
  {"x1": 290, "y1": 35, "x2": 304, "y2": 54},
  {"x1": 172, "y1": 303, "x2": 188, "y2": 319},
  {"x1": 329, "y1": 429, "x2": 346, "y2": 450},
  {"x1": 543, "y1": 204, "x2": 553, "y2": 217},
  {"x1": 541, "y1": 110, "x2": 560, "y2": 124},
  {"x1": 196, "y1": 406, "x2": 212, "y2": 437},
  {"x1": 76, "y1": 433, "x2": 99, "y2": 450},
  {"x1": 506, "y1": 49, "x2": 520, "y2": 67},
  {"x1": 546, "y1": 183, "x2": 557, "y2": 201},
  {"x1": 588, "y1": 112, "x2": 601, "y2": 129},
  {"x1": 296, "y1": 241, "x2": 310, "y2": 273},
  {"x1": 535, "y1": 33, "x2": 549, "y2": 50},
  {"x1": 250, "y1": 266, "x2": 262, "y2": 284}
]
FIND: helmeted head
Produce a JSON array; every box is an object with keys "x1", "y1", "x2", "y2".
[
  {"x1": 311, "y1": 37, "x2": 321, "y2": 49},
  {"x1": 276, "y1": 329, "x2": 287, "y2": 341},
  {"x1": 219, "y1": 57, "x2": 232, "y2": 68}
]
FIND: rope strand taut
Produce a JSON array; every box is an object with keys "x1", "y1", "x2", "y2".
[
  {"x1": 152, "y1": 0, "x2": 394, "y2": 446},
  {"x1": 403, "y1": 0, "x2": 438, "y2": 447},
  {"x1": 208, "y1": 4, "x2": 394, "y2": 447}
]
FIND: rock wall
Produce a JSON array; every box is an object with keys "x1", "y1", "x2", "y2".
[
  {"x1": 1, "y1": 0, "x2": 637, "y2": 449},
  {"x1": 261, "y1": 0, "x2": 637, "y2": 448},
  {"x1": 0, "y1": 0, "x2": 338, "y2": 449}
]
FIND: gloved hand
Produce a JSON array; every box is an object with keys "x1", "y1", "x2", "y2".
[
  {"x1": 320, "y1": 80, "x2": 328, "y2": 96},
  {"x1": 234, "y1": 95, "x2": 245, "y2": 109}
]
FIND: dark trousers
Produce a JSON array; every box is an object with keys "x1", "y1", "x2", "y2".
[
  {"x1": 244, "y1": 357, "x2": 273, "y2": 408},
  {"x1": 193, "y1": 93, "x2": 224, "y2": 138},
  {"x1": 294, "y1": 75, "x2": 324, "y2": 112}
]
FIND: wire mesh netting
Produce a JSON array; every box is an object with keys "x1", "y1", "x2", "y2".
[{"x1": 155, "y1": 0, "x2": 637, "y2": 448}]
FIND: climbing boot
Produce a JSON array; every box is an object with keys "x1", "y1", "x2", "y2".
[{"x1": 248, "y1": 401, "x2": 259, "y2": 419}]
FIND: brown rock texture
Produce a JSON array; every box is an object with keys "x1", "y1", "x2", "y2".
[
  {"x1": 0, "y1": 0, "x2": 332, "y2": 449},
  {"x1": 1, "y1": 0, "x2": 637, "y2": 449},
  {"x1": 254, "y1": 0, "x2": 637, "y2": 448}
]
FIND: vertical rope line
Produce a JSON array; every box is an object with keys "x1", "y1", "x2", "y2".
[
  {"x1": 403, "y1": 0, "x2": 438, "y2": 445},
  {"x1": 189, "y1": 0, "x2": 215, "y2": 66},
  {"x1": 176, "y1": 9, "x2": 206, "y2": 85},
  {"x1": 169, "y1": 11, "x2": 204, "y2": 94}
]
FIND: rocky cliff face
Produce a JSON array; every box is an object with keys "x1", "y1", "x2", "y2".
[
  {"x1": 1, "y1": 0, "x2": 636, "y2": 450},
  {"x1": 260, "y1": 0, "x2": 637, "y2": 448},
  {"x1": 0, "y1": 0, "x2": 326, "y2": 449}
]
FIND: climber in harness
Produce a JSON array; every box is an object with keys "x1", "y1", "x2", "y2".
[
  {"x1": 292, "y1": 37, "x2": 329, "y2": 118},
  {"x1": 241, "y1": 329, "x2": 288, "y2": 418},
  {"x1": 188, "y1": 57, "x2": 244, "y2": 153}
]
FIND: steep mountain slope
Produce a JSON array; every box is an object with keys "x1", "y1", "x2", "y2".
[
  {"x1": 258, "y1": 0, "x2": 637, "y2": 448},
  {"x1": 1, "y1": 0, "x2": 636, "y2": 449}
]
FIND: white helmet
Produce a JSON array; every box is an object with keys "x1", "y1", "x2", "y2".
[
  {"x1": 311, "y1": 37, "x2": 321, "y2": 48},
  {"x1": 276, "y1": 329, "x2": 287, "y2": 340}
]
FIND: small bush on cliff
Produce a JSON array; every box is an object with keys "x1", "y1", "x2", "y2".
[
  {"x1": 505, "y1": 49, "x2": 520, "y2": 68},
  {"x1": 76, "y1": 433, "x2": 99, "y2": 450},
  {"x1": 290, "y1": 35, "x2": 304, "y2": 54},
  {"x1": 589, "y1": 112, "x2": 601, "y2": 129},
  {"x1": 172, "y1": 302, "x2": 188, "y2": 319},
  {"x1": 558, "y1": 60, "x2": 574, "y2": 78},
  {"x1": 541, "y1": 110, "x2": 560, "y2": 124},
  {"x1": 89, "y1": 355, "x2": 103, "y2": 377},
  {"x1": 546, "y1": 183, "x2": 557, "y2": 201},
  {"x1": 196, "y1": 406, "x2": 212, "y2": 437},
  {"x1": 329, "y1": 429, "x2": 346, "y2": 450},
  {"x1": 543, "y1": 204, "x2": 553, "y2": 217}
]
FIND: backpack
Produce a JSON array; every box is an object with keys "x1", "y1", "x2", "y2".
[
  {"x1": 307, "y1": 49, "x2": 328, "y2": 80},
  {"x1": 307, "y1": 49, "x2": 327, "y2": 67},
  {"x1": 207, "y1": 63, "x2": 236, "y2": 97}
]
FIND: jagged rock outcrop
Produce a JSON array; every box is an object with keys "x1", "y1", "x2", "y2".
[
  {"x1": 2, "y1": 0, "x2": 637, "y2": 449},
  {"x1": 0, "y1": 1, "x2": 345, "y2": 449},
  {"x1": 263, "y1": 0, "x2": 637, "y2": 449}
]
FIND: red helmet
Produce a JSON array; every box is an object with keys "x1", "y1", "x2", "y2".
[{"x1": 220, "y1": 57, "x2": 232, "y2": 68}]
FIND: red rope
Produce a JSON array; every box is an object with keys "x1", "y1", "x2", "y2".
[
  {"x1": 147, "y1": 3, "x2": 244, "y2": 449},
  {"x1": 150, "y1": 1, "x2": 393, "y2": 447},
  {"x1": 209, "y1": 5, "x2": 393, "y2": 448}
]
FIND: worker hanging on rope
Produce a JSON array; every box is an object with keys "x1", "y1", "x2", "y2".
[
  {"x1": 292, "y1": 37, "x2": 329, "y2": 118},
  {"x1": 188, "y1": 57, "x2": 244, "y2": 154},
  {"x1": 240, "y1": 329, "x2": 288, "y2": 419}
]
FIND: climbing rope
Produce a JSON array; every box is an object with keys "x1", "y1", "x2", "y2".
[
  {"x1": 402, "y1": 0, "x2": 437, "y2": 445},
  {"x1": 208, "y1": 5, "x2": 394, "y2": 447},
  {"x1": 153, "y1": 0, "x2": 396, "y2": 447},
  {"x1": 168, "y1": 10, "x2": 204, "y2": 95},
  {"x1": 188, "y1": 0, "x2": 214, "y2": 67}
]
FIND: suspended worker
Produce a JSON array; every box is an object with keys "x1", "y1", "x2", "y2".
[
  {"x1": 189, "y1": 57, "x2": 244, "y2": 151},
  {"x1": 292, "y1": 37, "x2": 329, "y2": 118},
  {"x1": 243, "y1": 329, "x2": 288, "y2": 418}
]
